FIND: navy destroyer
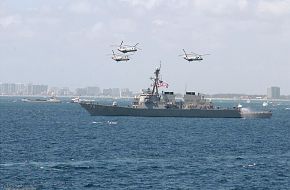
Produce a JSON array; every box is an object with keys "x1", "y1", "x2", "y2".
[{"x1": 80, "y1": 67, "x2": 272, "y2": 118}]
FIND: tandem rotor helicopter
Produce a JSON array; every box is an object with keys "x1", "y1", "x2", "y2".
[
  {"x1": 111, "y1": 41, "x2": 141, "y2": 54},
  {"x1": 179, "y1": 49, "x2": 210, "y2": 62},
  {"x1": 110, "y1": 50, "x2": 131, "y2": 62},
  {"x1": 110, "y1": 41, "x2": 140, "y2": 62},
  {"x1": 109, "y1": 42, "x2": 210, "y2": 63}
]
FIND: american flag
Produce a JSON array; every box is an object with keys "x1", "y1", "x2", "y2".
[{"x1": 158, "y1": 80, "x2": 169, "y2": 88}]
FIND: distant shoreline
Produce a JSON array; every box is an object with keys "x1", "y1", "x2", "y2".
[{"x1": 1, "y1": 95, "x2": 290, "y2": 102}]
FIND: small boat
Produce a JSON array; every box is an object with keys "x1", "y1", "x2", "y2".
[
  {"x1": 21, "y1": 98, "x2": 47, "y2": 102},
  {"x1": 21, "y1": 97, "x2": 61, "y2": 103},
  {"x1": 70, "y1": 97, "x2": 95, "y2": 104},
  {"x1": 46, "y1": 97, "x2": 61, "y2": 103},
  {"x1": 262, "y1": 102, "x2": 268, "y2": 107},
  {"x1": 70, "y1": 97, "x2": 80, "y2": 103}
]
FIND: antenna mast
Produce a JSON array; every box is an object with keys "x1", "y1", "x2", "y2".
[{"x1": 151, "y1": 66, "x2": 161, "y2": 95}]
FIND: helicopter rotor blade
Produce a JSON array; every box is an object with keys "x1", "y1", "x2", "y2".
[
  {"x1": 122, "y1": 45, "x2": 141, "y2": 51},
  {"x1": 125, "y1": 43, "x2": 140, "y2": 48},
  {"x1": 182, "y1": 49, "x2": 188, "y2": 58},
  {"x1": 111, "y1": 50, "x2": 123, "y2": 56},
  {"x1": 191, "y1": 52, "x2": 200, "y2": 56},
  {"x1": 125, "y1": 44, "x2": 137, "y2": 47},
  {"x1": 191, "y1": 52, "x2": 210, "y2": 56},
  {"x1": 126, "y1": 53, "x2": 134, "y2": 57}
]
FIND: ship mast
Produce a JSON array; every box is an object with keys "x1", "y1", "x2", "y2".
[{"x1": 151, "y1": 66, "x2": 161, "y2": 95}]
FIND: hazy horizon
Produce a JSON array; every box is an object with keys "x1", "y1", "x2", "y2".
[{"x1": 1, "y1": 0, "x2": 290, "y2": 94}]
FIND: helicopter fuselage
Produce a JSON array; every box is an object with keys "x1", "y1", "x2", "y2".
[
  {"x1": 112, "y1": 56, "x2": 130, "y2": 62},
  {"x1": 184, "y1": 56, "x2": 203, "y2": 61},
  {"x1": 118, "y1": 47, "x2": 137, "y2": 53}
]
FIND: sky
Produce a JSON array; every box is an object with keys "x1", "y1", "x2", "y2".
[{"x1": 0, "y1": 0, "x2": 290, "y2": 94}]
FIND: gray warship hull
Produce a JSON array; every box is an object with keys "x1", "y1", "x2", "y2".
[{"x1": 80, "y1": 103, "x2": 244, "y2": 118}]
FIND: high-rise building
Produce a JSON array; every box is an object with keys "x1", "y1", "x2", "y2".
[
  {"x1": 0, "y1": 83, "x2": 16, "y2": 95},
  {"x1": 0, "y1": 83, "x2": 49, "y2": 95},
  {"x1": 87, "y1": 87, "x2": 101, "y2": 96},
  {"x1": 59, "y1": 87, "x2": 72, "y2": 96},
  {"x1": 121, "y1": 88, "x2": 133, "y2": 97},
  {"x1": 75, "y1": 88, "x2": 87, "y2": 96},
  {"x1": 112, "y1": 88, "x2": 120, "y2": 97},
  {"x1": 32, "y1": 85, "x2": 48, "y2": 95},
  {"x1": 267, "y1": 86, "x2": 280, "y2": 99},
  {"x1": 74, "y1": 86, "x2": 100, "y2": 96},
  {"x1": 27, "y1": 83, "x2": 33, "y2": 95},
  {"x1": 103, "y1": 88, "x2": 113, "y2": 96},
  {"x1": 15, "y1": 83, "x2": 25, "y2": 95}
]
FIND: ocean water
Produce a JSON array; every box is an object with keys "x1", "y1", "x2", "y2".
[{"x1": 1, "y1": 97, "x2": 290, "y2": 190}]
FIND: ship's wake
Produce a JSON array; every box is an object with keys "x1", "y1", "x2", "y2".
[
  {"x1": 240, "y1": 107, "x2": 272, "y2": 118},
  {"x1": 92, "y1": 121, "x2": 118, "y2": 125},
  {"x1": 240, "y1": 107, "x2": 253, "y2": 113}
]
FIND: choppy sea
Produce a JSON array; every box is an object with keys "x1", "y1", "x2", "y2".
[{"x1": 0, "y1": 97, "x2": 290, "y2": 190}]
